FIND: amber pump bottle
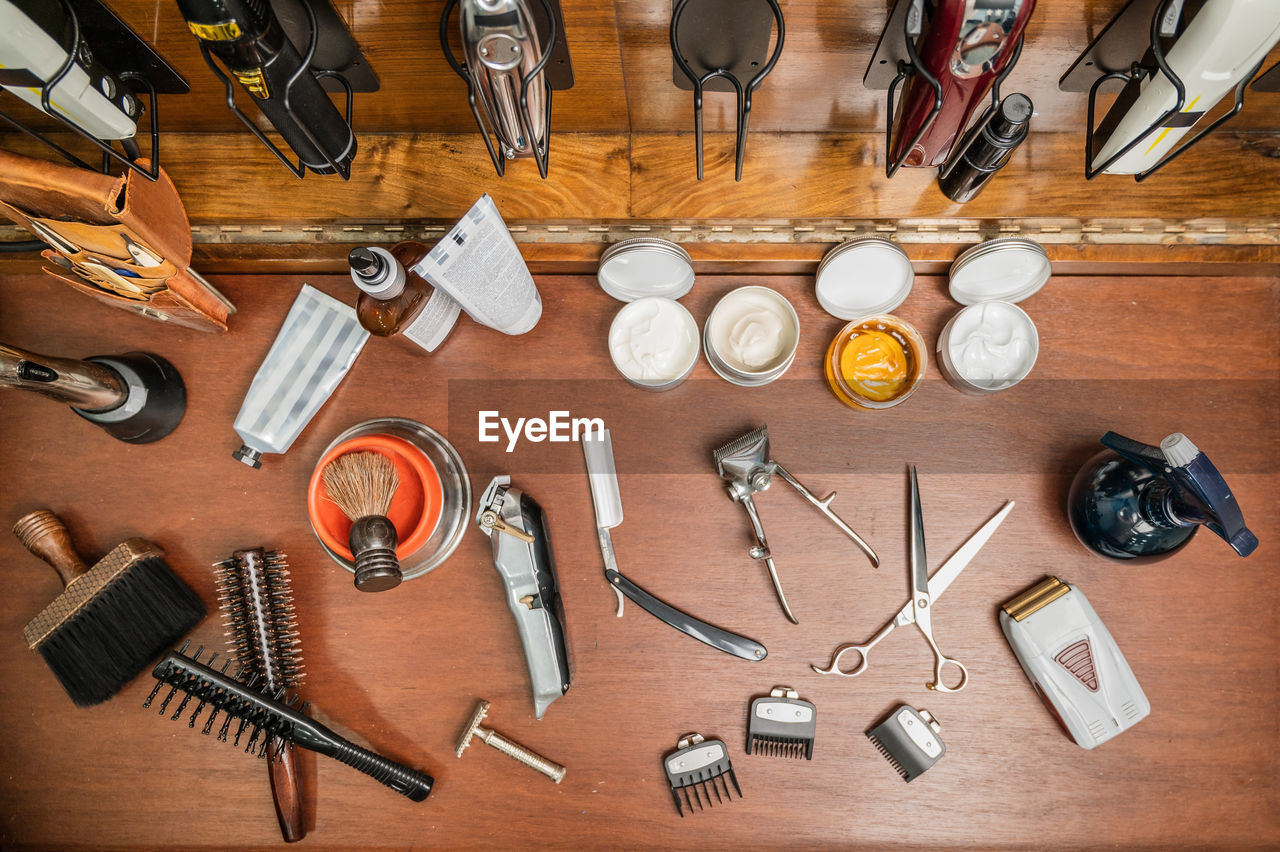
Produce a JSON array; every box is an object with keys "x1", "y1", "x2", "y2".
[{"x1": 348, "y1": 245, "x2": 460, "y2": 353}]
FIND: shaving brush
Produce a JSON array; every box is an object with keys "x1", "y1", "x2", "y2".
[
  {"x1": 322, "y1": 451, "x2": 402, "y2": 592},
  {"x1": 215, "y1": 547, "x2": 306, "y2": 842}
]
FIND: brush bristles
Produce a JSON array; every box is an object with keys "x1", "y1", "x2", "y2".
[
  {"x1": 146, "y1": 647, "x2": 305, "y2": 760},
  {"x1": 38, "y1": 556, "x2": 206, "y2": 706},
  {"x1": 322, "y1": 451, "x2": 398, "y2": 521},
  {"x1": 214, "y1": 549, "x2": 303, "y2": 691}
]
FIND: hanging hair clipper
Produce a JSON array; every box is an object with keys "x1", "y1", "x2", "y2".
[{"x1": 441, "y1": 0, "x2": 573, "y2": 178}]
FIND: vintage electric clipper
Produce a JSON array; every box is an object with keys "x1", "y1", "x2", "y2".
[
  {"x1": 713, "y1": 426, "x2": 879, "y2": 624},
  {"x1": 880, "y1": 0, "x2": 1036, "y2": 175},
  {"x1": 441, "y1": 0, "x2": 572, "y2": 178},
  {"x1": 476, "y1": 476, "x2": 571, "y2": 719}
]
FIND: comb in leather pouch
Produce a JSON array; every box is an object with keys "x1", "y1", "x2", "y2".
[{"x1": 0, "y1": 149, "x2": 234, "y2": 332}]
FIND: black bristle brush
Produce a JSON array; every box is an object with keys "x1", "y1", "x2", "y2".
[
  {"x1": 14, "y1": 509, "x2": 205, "y2": 706},
  {"x1": 147, "y1": 645, "x2": 434, "y2": 802},
  {"x1": 215, "y1": 547, "x2": 306, "y2": 842}
]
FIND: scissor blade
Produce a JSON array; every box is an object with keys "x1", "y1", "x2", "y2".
[
  {"x1": 927, "y1": 500, "x2": 1015, "y2": 600},
  {"x1": 891, "y1": 500, "x2": 1015, "y2": 629},
  {"x1": 909, "y1": 467, "x2": 928, "y2": 599}
]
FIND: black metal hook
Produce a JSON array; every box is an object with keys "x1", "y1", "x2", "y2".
[
  {"x1": 1082, "y1": 0, "x2": 1263, "y2": 181},
  {"x1": 883, "y1": 1, "x2": 942, "y2": 180},
  {"x1": 197, "y1": 0, "x2": 356, "y2": 180},
  {"x1": 0, "y1": 0, "x2": 162, "y2": 180},
  {"x1": 671, "y1": 0, "x2": 785, "y2": 182}
]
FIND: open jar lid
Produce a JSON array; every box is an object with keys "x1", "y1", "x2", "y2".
[
  {"x1": 815, "y1": 237, "x2": 914, "y2": 318},
  {"x1": 948, "y1": 237, "x2": 1050, "y2": 305},
  {"x1": 597, "y1": 238, "x2": 695, "y2": 302}
]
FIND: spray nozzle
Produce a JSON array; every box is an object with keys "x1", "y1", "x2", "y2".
[{"x1": 1100, "y1": 431, "x2": 1257, "y2": 557}]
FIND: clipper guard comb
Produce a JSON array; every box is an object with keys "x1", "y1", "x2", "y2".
[
  {"x1": 746, "y1": 686, "x2": 815, "y2": 759},
  {"x1": 663, "y1": 733, "x2": 741, "y2": 817},
  {"x1": 866, "y1": 704, "x2": 945, "y2": 782}
]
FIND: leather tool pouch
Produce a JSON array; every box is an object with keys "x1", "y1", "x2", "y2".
[{"x1": 0, "y1": 150, "x2": 234, "y2": 333}]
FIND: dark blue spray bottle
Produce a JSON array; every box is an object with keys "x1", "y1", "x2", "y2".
[{"x1": 1068, "y1": 432, "x2": 1258, "y2": 563}]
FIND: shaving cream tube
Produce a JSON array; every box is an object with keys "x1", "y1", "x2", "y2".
[{"x1": 231, "y1": 284, "x2": 370, "y2": 468}]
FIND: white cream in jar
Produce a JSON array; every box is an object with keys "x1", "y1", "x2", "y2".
[
  {"x1": 608, "y1": 297, "x2": 700, "y2": 389},
  {"x1": 938, "y1": 301, "x2": 1039, "y2": 392},
  {"x1": 703, "y1": 286, "x2": 800, "y2": 386}
]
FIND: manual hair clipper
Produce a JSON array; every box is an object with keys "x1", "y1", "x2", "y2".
[
  {"x1": 713, "y1": 426, "x2": 879, "y2": 624},
  {"x1": 476, "y1": 476, "x2": 571, "y2": 719},
  {"x1": 889, "y1": 0, "x2": 1037, "y2": 170}
]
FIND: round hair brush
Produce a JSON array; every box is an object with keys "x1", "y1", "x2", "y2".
[
  {"x1": 215, "y1": 547, "x2": 306, "y2": 842},
  {"x1": 321, "y1": 451, "x2": 402, "y2": 592}
]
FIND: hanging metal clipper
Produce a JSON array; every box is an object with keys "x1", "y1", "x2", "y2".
[
  {"x1": 713, "y1": 426, "x2": 879, "y2": 624},
  {"x1": 476, "y1": 476, "x2": 571, "y2": 719},
  {"x1": 440, "y1": 0, "x2": 574, "y2": 178}
]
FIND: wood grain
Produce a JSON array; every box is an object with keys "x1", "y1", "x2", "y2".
[
  {"x1": 630, "y1": 130, "x2": 1280, "y2": 218},
  {"x1": 0, "y1": 270, "x2": 1276, "y2": 849}
]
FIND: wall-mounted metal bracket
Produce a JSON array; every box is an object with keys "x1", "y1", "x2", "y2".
[
  {"x1": 0, "y1": 0, "x2": 188, "y2": 182},
  {"x1": 670, "y1": 0, "x2": 784, "y2": 181},
  {"x1": 273, "y1": 0, "x2": 380, "y2": 93},
  {"x1": 1065, "y1": 0, "x2": 1271, "y2": 182},
  {"x1": 863, "y1": 0, "x2": 939, "y2": 178}
]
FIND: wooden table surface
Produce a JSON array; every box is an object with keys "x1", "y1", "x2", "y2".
[{"x1": 0, "y1": 270, "x2": 1276, "y2": 849}]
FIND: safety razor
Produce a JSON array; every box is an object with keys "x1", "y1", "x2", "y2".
[{"x1": 476, "y1": 476, "x2": 571, "y2": 719}]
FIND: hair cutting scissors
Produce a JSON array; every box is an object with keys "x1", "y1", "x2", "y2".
[{"x1": 812, "y1": 472, "x2": 1014, "y2": 692}]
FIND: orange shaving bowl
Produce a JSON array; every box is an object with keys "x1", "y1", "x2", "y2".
[{"x1": 307, "y1": 433, "x2": 443, "y2": 561}]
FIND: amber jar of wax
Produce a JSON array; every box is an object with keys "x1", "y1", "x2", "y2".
[{"x1": 824, "y1": 314, "x2": 927, "y2": 410}]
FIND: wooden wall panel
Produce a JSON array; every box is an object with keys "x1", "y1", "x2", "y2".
[
  {"x1": 617, "y1": 0, "x2": 1280, "y2": 134},
  {"x1": 4, "y1": 0, "x2": 1278, "y2": 142},
  {"x1": 629, "y1": 130, "x2": 1280, "y2": 218}
]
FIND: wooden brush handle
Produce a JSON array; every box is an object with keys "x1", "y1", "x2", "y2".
[
  {"x1": 13, "y1": 510, "x2": 89, "y2": 587},
  {"x1": 268, "y1": 739, "x2": 307, "y2": 843}
]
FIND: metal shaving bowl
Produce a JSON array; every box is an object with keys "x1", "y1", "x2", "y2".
[{"x1": 310, "y1": 417, "x2": 471, "y2": 581}]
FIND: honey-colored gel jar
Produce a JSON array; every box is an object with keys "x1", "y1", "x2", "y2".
[{"x1": 825, "y1": 314, "x2": 927, "y2": 409}]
